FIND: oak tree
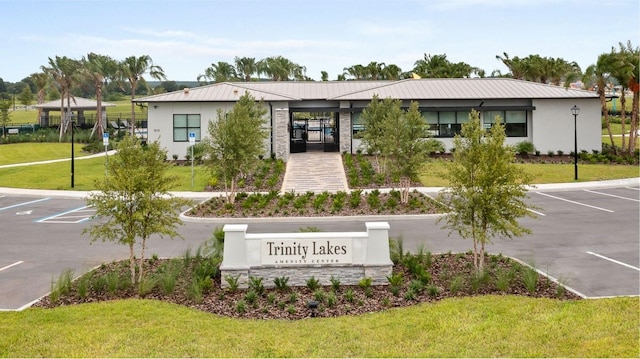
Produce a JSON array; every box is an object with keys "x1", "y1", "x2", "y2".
[
  {"x1": 438, "y1": 110, "x2": 536, "y2": 271},
  {"x1": 205, "y1": 92, "x2": 269, "y2": 204},
  {"x1": 83, "y1": 136, "x2": 192, "y2": 284}
]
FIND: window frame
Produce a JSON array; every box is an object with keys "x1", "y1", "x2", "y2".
[
  {"x1": 483, "y1": 110, "x2": 528, "y2": 137},
  {"x1": 173, "y1": 114, "x2": 202, "y2": 142}
]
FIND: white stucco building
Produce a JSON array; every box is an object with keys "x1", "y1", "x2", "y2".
[{"x1": 133, "y1": 78, "x2": 601, "y2": 161}]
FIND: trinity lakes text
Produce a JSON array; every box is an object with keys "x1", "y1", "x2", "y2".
[{"x1": 265, "y1": 240, "x2": 348, "y2": 260}]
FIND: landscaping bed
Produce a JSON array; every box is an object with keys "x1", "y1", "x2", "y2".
[
  {"x1": 34, "y1": 250, "x2": 580, "y2": 320},
  {"x1": 188, "y1": 189, "x2": 442, "y2": 218}
]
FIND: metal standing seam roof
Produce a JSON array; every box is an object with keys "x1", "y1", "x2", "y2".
[
  {"x1": 34, "y1": 97, "x2": 116, "y2": 110},
  {"x1": 329, "y1": 78, "x2": 600, "y2": 100},
  {"x1": 133, "y1": 78, "x2": 599, "y2": 103}
]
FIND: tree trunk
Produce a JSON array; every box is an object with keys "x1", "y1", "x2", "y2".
[
  {"x1": 129, "y1": 242, "x2": 136, "y2": 284},
  {"x1": 400, "y1": 177, "x2": 410, "y2": 204},
  {"x1": 91, "y1": 83, "x2": 104, "y2": 139},
  {"x1": 137, "y1": 236, "x2": 147, "y2": 284},
  {"x1": 619, "y1": 93, "x2": 627, "y2": 152},
  {"x1": 472, "y1": 222, "x2": 478, "y2": 269},
  {"x1": 129, "y1": 80, "x2": 137, "y2": 136},
  {"x1": 600, "y1": 88, "x2": 616, "y2": 153},
  {"x1": 628, "y1": 81, "x2": 639, "y2": 155}
]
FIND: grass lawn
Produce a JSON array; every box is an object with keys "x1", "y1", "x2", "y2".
[
  {"x1": 0, "y1": 154, "x2": 636, "y2": 191},
  {"x1": 419, "y1": 161, "x2": 639, "y2": 187},
  {"x1": 602, "y1": 134, "x2": 640, "y2": 150},
  {"x1": 0, "y1": 156, "x2": 211, "y2": 191},
  {"x1": 0, "y1": 296, "x2": 636, "y2": 357},
  {"x1": 0, "y1": 143, "x2": 87, "y2": 165}
]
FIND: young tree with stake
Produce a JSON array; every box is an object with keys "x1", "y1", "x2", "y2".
[
  {"x1": 83, "y1": 136, "x2": 192, "y2": 284},
  {"x1": 438, "y1": 111, "x2": 536, "y2": 271}
]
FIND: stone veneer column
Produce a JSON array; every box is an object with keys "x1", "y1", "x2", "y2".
[
  {"x1": 274, "y1": 108, "x2": 290, "y2": 161},
  {"x1": 339, "y1": 111, "x2": 352, "y2": 154},
  {"x1": 220, "y1": 224, "x2": 249, "y2": 288}
]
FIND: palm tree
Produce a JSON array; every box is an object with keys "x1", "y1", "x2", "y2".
[
  {"x1": 611, "y1": 41, "x2": 639, "y2": 154},
  {"x1": 119, "y1": 55, "x2": 166, "y2": 134},
  {"x1": 381, "y1": 64, "x2": 403, "y2": 80},
  {"x1": 30, "y1": 72, "x2": 49, "y2": 126},
  {"x1": 584, "y1": 52, "x2": 617, "y2": 151},
  {"x1": 81, "y1": 53, "x2": 117, "y2": 138},
  {"x1": 623, "y1": 42, "x2": 639, "y2": 154},
  {"x1": 234, "y1": 57, "x2": 257, "y2": 82},
  {"x1": 258, "y1": 56, "x2": 301, "y2": 81},
  {"x1": 198, "y1": 61, "x2": 237, "y2": 84},
  {"x1": 413, "y1": 53, "x2": 474, "y2": 78},
  {"x1": 41, "y1": 56, "x2": 80, "y2": 141},
  {"x1": 342, "y1": 64, "x2": 367, "y2": 80},
  {"x1": 365, "y1": 61, "x2": 385, "y2": 80},
  {"x1": 320, "y1": 71, "x2": 329, "y2": 81},
  {"x1": 496, "y1": 52, "x2": 527, "y2": 80}
]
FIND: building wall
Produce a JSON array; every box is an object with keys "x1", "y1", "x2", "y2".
[
  {"x1": 531, "y1": 98, "x2": 601, "y2": 154},
  {"x1": 147, "y1": 97, "x2": 601, "y2": 160},
  {"x1": 148, "y1": 101, "x2": 274, "y2": 160}
]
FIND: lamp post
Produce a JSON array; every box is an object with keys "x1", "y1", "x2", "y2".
[
  {"x1": 571, "y1": 105, "x2": 580, "y2": 181},
  {"x1": 71, "y1": 115, "x2": 75, "y2": 188}
]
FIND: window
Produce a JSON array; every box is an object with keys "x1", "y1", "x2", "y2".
[
  {"x1": 352, "y1": 112, "x2": 365, "y2": 137},
  {"x1": 483, "y1": 110, "x2": 527, "y2": 137},
  {"x1": 173, "y1": 114, "x2": 201, "y2": 142},
  {"x1": 421, "y1": 111, "x2": 470, "y2": 137}
]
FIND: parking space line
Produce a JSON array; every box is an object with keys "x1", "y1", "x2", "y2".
[
  {"x1": 0, "y1": 261, "x2": 24, "y2": 272},
  {"x1": 583, "y1": 189, "x2": 640, "y2": 202},
  {"x1": 587, "y1": 251, "x2": 640, "y2": 271},
  {"x1": 36, "y1": 205, "x2": 93, "y2": 223},
  {"x1": 534, "y1": 192, "x2": 614, "y2": 213},
  {"x1": 625, "y1": 187, "x2": 640, "y2": 191},
  {"x1": 0, "y1": 198, "x2": 50, "y2": 212},
  {"x1": 527, "y1": 208, "x2": 546, "y2": 216}
]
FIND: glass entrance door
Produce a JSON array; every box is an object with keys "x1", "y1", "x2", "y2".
[
  {"x1": 290, "y1": 117, "x2": 306, "y2": 153},
  {"x1": 322, "y1": 114, "x2": 338, "y2": 152},
  {"x1": 289, "y1": 112, "x2": 339, "y2": 153}
]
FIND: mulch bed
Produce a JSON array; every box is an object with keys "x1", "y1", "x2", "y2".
[{"x1": 34, "y1": 252, "x2": 580, "y2": 320}]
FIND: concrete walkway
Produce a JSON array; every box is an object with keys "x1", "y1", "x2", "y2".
[{"x1": 280, "y1": 151, "x2": 349, "y2": 193}]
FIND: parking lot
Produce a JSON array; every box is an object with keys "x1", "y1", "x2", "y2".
[{"x1": 0, "y1": 183, "x2": 638, "y2": 310}]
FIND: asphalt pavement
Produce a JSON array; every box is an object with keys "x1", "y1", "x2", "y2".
[{"x1": 0, "y1": 153, "x2": 638, "y2": 310}]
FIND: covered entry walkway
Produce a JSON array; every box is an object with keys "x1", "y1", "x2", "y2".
[{"x1": 280, "y1": 152, "x2": 348, "y2": 193}]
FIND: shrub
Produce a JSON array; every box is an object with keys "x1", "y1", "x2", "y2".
[
  {"x1": 248, "y1": 276, "x2": 265, "y2": 295},
  {"x1": 306, "y1": 276, "x2": 321, "y2": 291},
  {"x1": 515, "y1": 141, "x2": 536, "y2": 155},
  {"x1": 313, "y1": 289, "x2": 326, "y2": 303},
  {"x1": 225, "y1": 274, "x2": 240, "y2": 292},
  {"x1": 523, "y1": 267, "x2": 539, "y2": 294},
  {"x1": 425, "y1": 138, "x2": 446, "y2": 154},
  {"x1": 274, "y1": 276, "x2": 290, "y2": 291},
  {"x1": 330, "y1": 276, "x2": 341, "y2": 292},
  {"x1": 326, "y1": 292, "x2": 337, "y2": 307},
  {"x1": 244, "y1": 290, "x2": 258, "y2": 305},
  {"x1": 449, "y1": 276, "x2": 464, "y2": 294},
  {"x1": 49, "y1": 269, "x2": 74, "y2": 304},
  {"x1": 236, "y1": 300, "x2": 247, "y2": 314},
  {"x1": 344, "y1": 289, "x2": 355, "y2": 302}
]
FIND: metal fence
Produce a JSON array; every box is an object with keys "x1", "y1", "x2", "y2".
[{"x1": 37, "y1": 113, "x2": 147, "y2": 129}]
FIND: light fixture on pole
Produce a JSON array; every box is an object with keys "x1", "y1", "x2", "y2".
[
  {"x1": 571, "y1": 105, "x2": 580, "y2": 181},
  {"x1": 70, "y1": 114, "x2": 75, "y2": 188}
]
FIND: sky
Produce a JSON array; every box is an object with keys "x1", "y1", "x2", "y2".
[{"x1": 0, "y1": 0, "x2": 638, "y2": 83}]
